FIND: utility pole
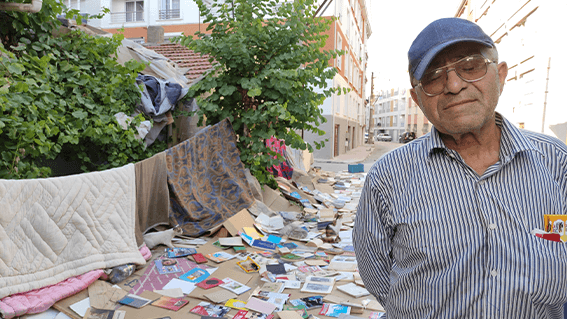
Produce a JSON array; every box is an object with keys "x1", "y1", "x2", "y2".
[{"x1": 368, "y1": 72, "x2": 375, "y2": 144}]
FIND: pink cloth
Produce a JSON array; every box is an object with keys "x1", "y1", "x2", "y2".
[
  {"x1": 0, "y1": 270, "x2": 104, "y2": 319},
  {"x1": 0, "y1": 246, "x2": 152, "y2": 319}
]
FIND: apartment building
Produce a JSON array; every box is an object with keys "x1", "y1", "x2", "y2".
[
  {"x1": 303, "y1": 0, "x2": 372, "y2": 159},
  {"x1": 372, "y1": 87, "x2": 430, "y2": 142},
  {"x1": 456, "y1": 0, "x2": 566, "y2": 138}
]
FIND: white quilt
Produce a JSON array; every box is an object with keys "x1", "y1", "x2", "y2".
[{"x1": 0, "y1": 164, "x2": 145, "y2": 299}]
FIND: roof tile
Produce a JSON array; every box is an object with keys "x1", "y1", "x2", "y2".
[{"x1": 144, "y1": 43, "x2": 215, "y2": 81}]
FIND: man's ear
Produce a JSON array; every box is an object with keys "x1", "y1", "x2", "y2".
[
  {"x1": 497, "y1": 62, "x2": 508, "y2": 95},
  {"x1": 410, "y1": 88, "x2": 420, "y2": 107}
]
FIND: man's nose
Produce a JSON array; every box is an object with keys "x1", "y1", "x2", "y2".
[{"x1": 444, "y1": 68, "x2": 467, "y2": 94}]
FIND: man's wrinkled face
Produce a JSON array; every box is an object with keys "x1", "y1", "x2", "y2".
[{"x1": 410, "y1": 42, "x2": 508, "y2": 136}]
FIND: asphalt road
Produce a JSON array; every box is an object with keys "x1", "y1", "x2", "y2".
[{"x1": 313, "y1": 141, "x2": 403, "y2": 173}]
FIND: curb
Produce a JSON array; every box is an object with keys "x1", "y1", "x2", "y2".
[{"x1": 313, "y1": 146, "x2": 376, "y2": 165}]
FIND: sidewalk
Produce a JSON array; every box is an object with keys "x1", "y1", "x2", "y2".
[{"x1": 313, "y1": 144, "x2": 376, "y2": 164}]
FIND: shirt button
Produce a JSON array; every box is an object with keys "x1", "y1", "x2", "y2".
[
  {"x1": 488, "y1": 224, "x2": 497, "y2": 230},
  {"x1": 491, "y1": 270, "x2": 498, "y2": 277}
]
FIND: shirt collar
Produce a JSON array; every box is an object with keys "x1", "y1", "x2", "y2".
[{"x1": 426, "y1": 112, "x2": 543, "y2": 162}]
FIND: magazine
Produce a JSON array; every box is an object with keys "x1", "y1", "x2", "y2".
[
  {"x1": 117, "y1": 294, "x2": 153, "y2": 308},
  {"x1": 179, "y1": 268, "x2": 210, "y2": 283},
  {"x1": 219, "y1": 277, "x2": 251, "y2": 295},
  {"x1": 319, "y1": 304, "x2": 350, "y2": 318},
  {"x1": 154, "y1": 259, "x2": 181, "y2": 275},
  {"x1": 190, "y1": 302, "x2": 231, "y2": 317},
  {"x1": 150, "y1": 296, "x2": 189, "y2": 311},
  {"x1": 166, "y1": 247, "x2": 197, "y2": 258}
]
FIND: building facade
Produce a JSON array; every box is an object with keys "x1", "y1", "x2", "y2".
[
  {"x1": 303, "y1": 0, "x2": 372, "y2": 159},
  {"x1": 372, "y1": 87, "x2": 430, "y2": 143},
  {"x1": 456, "y1": 0, "x2": 566, "y2": 138}
]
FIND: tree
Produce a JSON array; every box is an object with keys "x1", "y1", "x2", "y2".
[
  {"x1": 177, "y1": 0, "x2": 346, "y2": 187},
  {"x1": 0, "y1": 0, "x2": 165, "y2": 179}
]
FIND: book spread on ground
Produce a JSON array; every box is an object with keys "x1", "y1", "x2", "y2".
[
  {"x1": 219, "y1": 277, "x2": 251, "y2": 295},
  {"x1": 150, "y1": 296, "x2": 190, "y2": 311}
]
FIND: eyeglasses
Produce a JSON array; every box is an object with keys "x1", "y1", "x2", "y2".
[{"x1": 416, "y1": 54, "x2": 495, "y2": 96}]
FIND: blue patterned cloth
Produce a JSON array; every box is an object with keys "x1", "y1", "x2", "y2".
[
  {"x1": 353, "y1": 113, "x2": 567, "y2": 318},
  {"x1": 165, "y1": 119, "x2": 254, "y2": 236}
]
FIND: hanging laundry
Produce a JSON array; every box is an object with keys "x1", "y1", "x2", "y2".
[{"x1": 266, "y1": 136, "x2": 294, "y2": 180}]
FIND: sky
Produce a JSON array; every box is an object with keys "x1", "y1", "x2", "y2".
[{"x1": 365, "y1": 0, "x2": 462, "y2": 94}]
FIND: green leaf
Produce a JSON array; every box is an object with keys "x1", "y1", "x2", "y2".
[
  {"x1": 247, "y1": 87, "x2": 262, "y2": 97},
  {"x1": 6, "y1": 64, "x2": 25, "y2": 75},
  {"x1": 71, "y1": 110, "x2": 88, "y2": 119}
]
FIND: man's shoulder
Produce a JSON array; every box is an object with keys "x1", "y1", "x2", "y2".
[{"x1": 520, "y1": 129, "x2": 567, "y2": 155}]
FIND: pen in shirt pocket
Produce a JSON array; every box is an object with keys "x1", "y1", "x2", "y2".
[{"x1": 531, "y1": 228, "x2": 562, "y2": 243}]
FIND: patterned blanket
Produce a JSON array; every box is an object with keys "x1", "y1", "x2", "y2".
[
  {"x1": 0, "y1": 164, "x2": 145, "y2": 299},
  {"x1": 166, "y1": 119, "x2": 255, "y2": 236}
]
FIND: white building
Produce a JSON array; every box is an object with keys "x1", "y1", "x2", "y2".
[
  {"x1": 372, "y1": 87, "x2": 431, "y2": 143},
  {"x1": 456, "y1": 0, "x2": 567, "y2": 139},
  {"x1": 304, "y1": 0, "x2": 372, "y2": 158}
]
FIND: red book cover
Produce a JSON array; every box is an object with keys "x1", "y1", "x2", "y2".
[
  {"x1": 193, "y1": 253, "x2": 208, "y2": 264},
  {"x1": 233, "y1": 310, "x2": 248, "y2": 319},
  {"x1": 150, "y1": 296, "x2": 189, "y2": 311},
  {"x1": 197, "y1": 277, "x2": 224, "y2": 289}
]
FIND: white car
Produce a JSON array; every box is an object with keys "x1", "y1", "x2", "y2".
[{"x1": 376, "y1": 133, "x2": 392, "y2": 142}]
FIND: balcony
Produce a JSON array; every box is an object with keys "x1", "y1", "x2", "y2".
[
  {"x1": 110, "y1": 10, "x2": 144, "y2": 23},
  {"x1": 159, "y1": 9, "x2": 180, "y2": 20}
]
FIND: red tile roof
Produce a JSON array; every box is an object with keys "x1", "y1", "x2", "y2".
[{"x1": 144, "y1": 43, "x2": 215, "y2": 82}]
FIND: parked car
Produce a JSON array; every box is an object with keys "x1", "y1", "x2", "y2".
[
  {"x1": 376, "y1": 133, "x2": 392, "y2": 142},
  {"x1": 399, "y1": 131, "x2": 416, "y2": 143}
]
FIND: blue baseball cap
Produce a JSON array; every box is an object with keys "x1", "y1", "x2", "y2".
[{"x1": 408, "y1": 18, "x2": 495, "y2": 82}]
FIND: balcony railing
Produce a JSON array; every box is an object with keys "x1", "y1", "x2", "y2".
[
  {"x1": 110, "y1": 11, "x2": 144, "y2": 23},
  {"x1": 159, "y1": 9, "x2": 180, "y2": 19}
]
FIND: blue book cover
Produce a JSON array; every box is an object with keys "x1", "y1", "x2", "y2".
[
  {"x1": 251, "y1": 239, "x2": 277, "y2": 250},
  {"x1": 166, "y1": 247, "x2": 197, "y2": 258},
  {"x1": 179, "y1": 268, "x2": 210, "y2": 283},
  {"x1": 290, "y1": 192, "x2": 302, "y2": 199},
  {"x1": 266, "y1": 235, "x2": 283, "y2": 244}
]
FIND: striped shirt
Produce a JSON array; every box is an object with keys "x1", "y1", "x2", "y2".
[{"x1": 353, "y1": 113, "x2": 567, "y2": 319}]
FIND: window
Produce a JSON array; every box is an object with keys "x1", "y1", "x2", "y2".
[
  {"x1": 336, "y1": 35, "x2": 342, "y2": 69},
  {"x1": 125, "y1": 1, "x2": 143, "y2": 22},
  {"x1": 160, "y1": 0, "x2": 180, "y2": 19},
  {"x1": 344, "y1": 52, "x2": 349, "y2": 79}
]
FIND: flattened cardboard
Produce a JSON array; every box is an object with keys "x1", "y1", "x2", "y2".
[
  {"x1": 53, "y1": 287, "x2": 90, "y2": 319},
  {"x1": 88, "y1": 280, "x2": 119, "y2": 310},
  {"x1": 322, "y1": 295, "x2": 346, "y2": 304},
  {"x1": 304, "y1": 259, "x2": 328, "y2": 266},
  {"x1": 223, "y1": 209, "x2": 256, "y2": 236},
  {"x1": 262, "y1": 187, "x2": 302, "y2": 213},
  {"x1": 203, "y1": 289, "x2": 238, "y2": 304},
  {"x1": 277, "y1": 311, "x2": 305, "y2": 319},
  {"x1": 364, "y1": 300, "x2": 385, "y2": 312},
  {"x1": 245, "y1": 297, "x2": 277, "y2": 314},
  {"x1": 154, "y1": 288, "x2": 184, "y2": 298}
]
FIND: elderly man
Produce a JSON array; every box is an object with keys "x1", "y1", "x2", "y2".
[{"x1": 353, "y1": 18, "x2": 567, "y2": 318}]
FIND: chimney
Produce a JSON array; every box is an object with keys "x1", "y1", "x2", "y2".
[{"x1": 147, "y1": 26, "x2": 164, "y2": 44}]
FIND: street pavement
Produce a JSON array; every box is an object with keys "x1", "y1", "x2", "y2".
[{"x1": 312, "y1": 141, "x2": 403, "y2": 173}]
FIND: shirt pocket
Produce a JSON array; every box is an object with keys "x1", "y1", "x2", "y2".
[{"x1": 525, "y1": 234, "x2": 567, "y2": 304}]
